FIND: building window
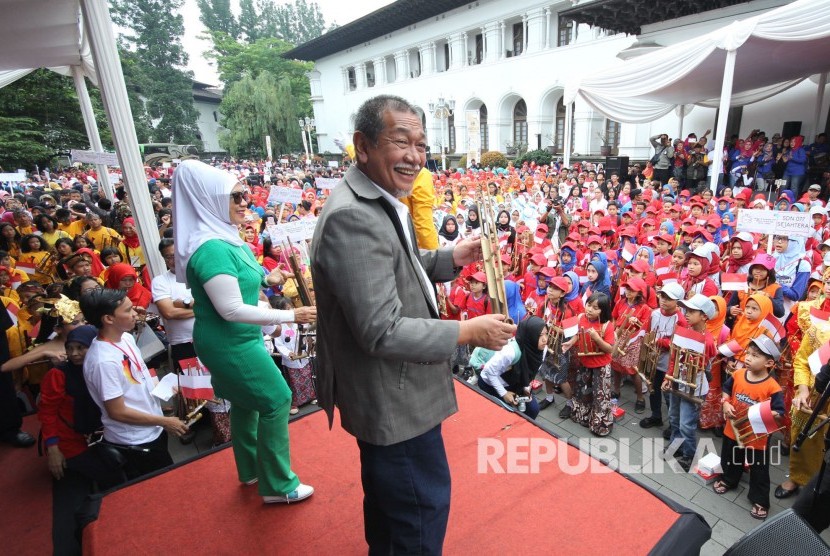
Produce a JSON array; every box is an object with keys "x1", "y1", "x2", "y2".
[
  {"x1": 605, "y1": 119, "x2": 621, "y2": 148},
  {"x1": 512, "y1": 23, "x2": 524, "y2": 56},
  {"x1": 474, "y1": 33, "x2": 483, "y2": 65},
  {"x1": 367, "y1": 68, "x2": 375, "y2": 87},
  {"x1": 448, "y1": 112, "x2": 456, "y2": 153},
  {"x1": 480, "y1": 105, "x2": 489, "y2": 152},
  {"x1": 213, "y1": 111, "x2": 218, "y2": 122},
  {"x1": 443, "y1": 43, "x2": 450, "y2": 70},
  {"x1": 347, "y1": 67, "x2": 356, "y2": 91},
  {"x1": 555, "y1": 98, "x2": 574, "y2": 152},
  {"x1": 558, "y1": 19, "x2": 574, "y2": 47},
  {"x1": 513, "y1": 99, "x2": 527, "y2": 146}
]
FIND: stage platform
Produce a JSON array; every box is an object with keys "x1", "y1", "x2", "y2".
[{"x1": 82, "y1": 383, "x2": 709, "y2": 554}]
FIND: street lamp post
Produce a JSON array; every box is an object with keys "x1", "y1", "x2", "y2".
[
  {"x1": 428, "y1": 96, "x2": 455, "y2": 171},
  {"x1": 298, "y1": 117, "x2": 316, "y2": 165}
]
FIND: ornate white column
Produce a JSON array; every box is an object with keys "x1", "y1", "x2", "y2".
[
  {"x1": 449, "y1": 33, "x2": 465, "y2": 69},
  {"x1": 484, "y1": 22, "x2": 501, "y2": 63},
  {"x1": 500, "y1": 22, "x2": 506, "y2": 59},
  {"x1": 372, "y1": 57, "x2": 386, "y2": 86},
  {"x1": 341, "y1": 67, "x2": 349, "y2": 92},
  {"x1": 394, "y1": 50, "x2": 408, "y2": 82},
  {"x1": 544, "y1": 8, "x2": 551, "y2": 49},
  {"x1": 419, "y1": 43, "x2": 435, "y2": 75},
  {"x1": 526, "y1": 8, "x2": 546, "y2": 53},
  {"x1": 462, "y1": 32, "x2": 469, "y2": 66},
  {"x1": 522, "y1": 15, "x2": 528, "y2": 53},
  {"x1": 355, "y1": 62, "x2": 367, "y2": 89}
]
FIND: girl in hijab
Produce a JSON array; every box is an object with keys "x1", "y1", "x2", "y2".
[
  {"x1": 581, "y1": 253, "x2": 611, "y2": 299},
  {"x1": 723, "y1": 233, "x2": 755, "y2": 274},
  {"x1": 118, "y1": 217, "x2": 145, "y2": 269},
  {"x1": 477, "y1": 316, "x2": 546, "y2": 419},
  {"x1": 105, "y1": 263, "x2": 152, "y2": 309},
  {"x1": 172, "y1": 160, "x2": 317, "y2": 504},
  {"x1": 438, "y1": 215, "x2": 461, "y2": 247},
  {"x1": 727, "y1": 293, "x2": 774, "y2": 365},
  {"x1": 681, "y1": 248, "x2": 719, "y2": 297},
  {"x1": 699, "y1": 296, "x2": 730, "y2": 433},
  {"x1": 773, "y1": 234, "x2": 811, "y2": 312},
  {"x1": 727, "y1": 253, "x2": 784, "y2": 319},
  {"x1": 563, "y1": 271, "x2": 586, "y2": 316},
  {"x1": 464, "y1": 204, "x2": 481, "y2": 237},
  {"x1": 495, "y1": 209, "x2": 516, "y2": 251},
  {"x1": 559, "y1": 243, "x2": 577, "y2": 274}
]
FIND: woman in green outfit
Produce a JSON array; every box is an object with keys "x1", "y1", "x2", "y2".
[{"x1": 172, "y1": 160, "x2": 317, "y2": 504}]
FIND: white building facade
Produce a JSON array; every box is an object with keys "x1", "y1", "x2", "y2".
[{"x1": 288, "y1": 0, "x2": 828, "y2": 163}]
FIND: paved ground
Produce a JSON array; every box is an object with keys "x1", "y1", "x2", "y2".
[{"x1": 166, "y1": 382, "x2": 830, "y2": 554}]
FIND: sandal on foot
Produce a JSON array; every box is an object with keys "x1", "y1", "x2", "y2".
[
  {"x1": 750, "y1": 504, "x2": 768, "y2": 520},
  {"x1": 712, "y1": 480, "x2": 732, "y2": 495},
  {"x1": 635, "y1": 399, "x2": 646, "y2": 414}
]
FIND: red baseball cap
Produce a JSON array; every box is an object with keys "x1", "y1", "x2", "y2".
[
  {"x1": 548, "y1": 276, "x2": 571, "y2": 293},
  {"x1": 531, "y1": 254, "x2": 547, "y2": 266},
  {"x1": 470, "y1": 271, "x2": 488, "y2": 283},
  {"x1": 623, "y1": 276, "x2": 647, "y2": 292}
]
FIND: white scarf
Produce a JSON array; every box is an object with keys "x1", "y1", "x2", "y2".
[{"x1": 172, "y1": 160, "x2": 244, "y2": 283}]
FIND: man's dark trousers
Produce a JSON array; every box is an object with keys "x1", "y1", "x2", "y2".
[{"x1": 357, "y1": 424, "x2": 451, "y2": 555}]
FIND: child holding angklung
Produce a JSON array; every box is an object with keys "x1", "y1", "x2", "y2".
[
  {"x1": 640, "y1": 283, "x2": 688, "y2": 431},
  {"x1": 714, "y1": 336, "x2": 784, "y2": 521},
  {"x1": 662, "y1": 294, "x2": 717, "y2": 471},
  {"x1": 563, "y1": 292, "x2": 615, "y2": 436},
  {"x1": 610, "y1": 277, "x2": 651, "y2": 414},
  {"x1": 538, "y1": 276, "x2": 580, "y2": 417}
]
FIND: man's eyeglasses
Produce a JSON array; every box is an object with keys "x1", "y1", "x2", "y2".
[{"x1": 230, "y1": 190, "x2": 251, "y2": 205}]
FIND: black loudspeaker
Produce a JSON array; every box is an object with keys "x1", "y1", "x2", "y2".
[
  {"x1": 782, "y1": 121, "x2": 803, "y2": 139},
  {"x1": 725, "y1": 509, "x2": 829, "y2": 555},
  {"x1": 605, "y1": 156, "x2": 629, "y2": 178}
]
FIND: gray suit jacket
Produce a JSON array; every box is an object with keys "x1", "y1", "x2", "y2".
[{"x1": 310, "y1": 166, "x2": 461, "y2": 446}]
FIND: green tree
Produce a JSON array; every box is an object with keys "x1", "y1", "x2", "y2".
[
  {"x1": 0, "y1": 117, "x2": 54, "y2": 170},
  {"x1": 238, "y1": 0, "x2": 261, "y2": 43},
  {"x1": 219, "y1": 71, "x2": 301, "y2": 157},
  {"x1": 257, "y1": 0, "x2": 328, "y2": 45},
  {"x1": 110, "y1": 0, "x2": 201, "y2": 145},
  {"x1": 196, "y1": 0, "x2": 239, "y2": 39}
]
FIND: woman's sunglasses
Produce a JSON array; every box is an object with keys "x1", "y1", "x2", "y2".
[{"x1": 230, "y1": 190, "x2": 251, "y2": 204}]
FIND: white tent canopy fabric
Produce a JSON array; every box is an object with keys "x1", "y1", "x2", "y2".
[
  {"x1": 562, "y1": 0, "x2": 830, "y2": 191},
  {"x1": 563, "y1": 0, "x2": 830, "y2": 123},
  {"x1": 0, "y1": 0, "x2": 164, "y2": 277},
  {"x1": 0, "y1": 0, "x2": 98, "y2": 88}
]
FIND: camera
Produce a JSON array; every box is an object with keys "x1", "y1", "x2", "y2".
[
  {"x1": 515, "y1": 396, "x2": 532, "y2": 413},
  {"x1": 552, "y1": 196, "x2": 564, "y2": 206}
]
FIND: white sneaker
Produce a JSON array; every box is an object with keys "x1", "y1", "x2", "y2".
[
  {"x1": 263, "y1": 483, "x2": 314, "y2": 504},
  {"x1": 242, "y1": 478, "x2": 258, "y2": 485},
  {"x1": 466, "y1": 374, "x2": 478, "y2": 386}
]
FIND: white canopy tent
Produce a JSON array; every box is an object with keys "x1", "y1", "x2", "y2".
[
  {"x1": 0, "y1": 0, "x2": 165, "y2": 277},
  {"x1": 563, "y1": 0, "x2": 830, "y2": 192}
]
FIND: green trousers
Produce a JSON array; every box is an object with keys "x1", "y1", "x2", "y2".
[{"x1": 229, "y1": 375, "x2": 300, "y2": 496}]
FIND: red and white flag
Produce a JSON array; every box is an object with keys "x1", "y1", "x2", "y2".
[
  {"x1": 562, "y1": 316, "x2": 580, "y2": 338},
  {"x1": 659, "y1": 272, "x2": 678, "y2": 285},
  {"x1": 621, "y1": 242, "x2": 637, "y2": 262},
  {"x1": 534, "y1": 230, "x2": 545, "y2": 244},
  {"x1": 672, "y1": 326, "x2": 706, "y2": 353},
  {"x1": 5, "y1": 302, "x2": 17, "y2": 325},
  {"x1": 543, "y1": 246, "x2": 555, "y2": 259},
  {"x1": 499, "y1": 237, "x2": 508, "y2": 249},
  {"x1": 573, "y1": 267, "x2": 588, "y2": 284},
  {"x1": 654, "y1": 258, "x2": 672, "y2": 276},
  {"x1": 808, "y1": 337, "x2": 830, "y2": 376},
  {"x1": 720, "y1": 273, "x2": 748, "y2": 292},
  {"x1": 761, "y1": 315, "x2": 785, "y2": 342},
  {"x1": 811, "y1": 307, "x2": 830, "y2": 328},
  {"x1": 546, "y1": 258, "x2": 557, "y2": 268},
  {"x1": 628, "y1": 329, "x2": 646, "y2": 345},
  {"x1": 15, "y1": 261, "x2": 36, "y2": 275},
  {"x1": 718, "y1": 339, "x2": 744, "y2": 357},
  {"x1": 747, "y1": 400, "x2": 778, "y2": 436},
  {"x1": 178, "y1": 375, "x2": 215, "y2": 400}
]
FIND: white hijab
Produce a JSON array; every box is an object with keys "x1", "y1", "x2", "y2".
[{"x1": 172, "y1": 160, "x2": 243, "y2": 283}]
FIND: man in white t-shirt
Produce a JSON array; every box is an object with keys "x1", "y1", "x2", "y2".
[{"x1": 81, "y1": 288, "x2": 188, "y2": 479}]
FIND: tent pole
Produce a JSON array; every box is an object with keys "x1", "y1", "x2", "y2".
[
  {"x1": 80, "y1": 0, "x2": 165, "y2": 279},
  {"x1": 71, "y1": 66, "x2": 114, "y2": 201},
  {"x1": 564, "y1": 102, "x2": 573, "y2": 168},
  {"x1": 813, "y1": 72, "x2": 828, "y2": 140},
  {"x1": 678, "y1": 106, "x2": 685, "y2": 141},
  {"x1": 709, "y1": 49, "x2": 737, "y2": 195}
]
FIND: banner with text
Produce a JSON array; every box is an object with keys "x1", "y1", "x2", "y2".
[
  {"x1": 70, "y1": 149, "x2": 120, "y2": 167},
  {"x1": 268, "y1": 186, "x2": 304, "y2": 205},
  {"x1": 736, "y1": 209, "x2": 812, "y2": 238},
  {"x1": 267, "y1": 217, "x2": 318, "y2": 244},
  {"x1": 465, "y1": 110, "x2": 481, "y2": 167}
]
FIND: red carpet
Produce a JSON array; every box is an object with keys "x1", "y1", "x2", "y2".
[
  {"x1": 84, "y1": 384, "x2": 697, "y2": 554},
  {"x1": 0, "y1": 415, "x2": 53, "y2": 556}
]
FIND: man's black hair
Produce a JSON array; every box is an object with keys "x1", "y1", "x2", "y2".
[
  {"x1": 79, "y1": 288, "x2": 127, "y2": 329},
  {"x1": 354, "y1": 95, "x2": 419, "y2": 145}
]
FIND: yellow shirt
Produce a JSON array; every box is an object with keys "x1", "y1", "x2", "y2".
[
  {"x1": 401, "y1": 168, "x2": 439, "y2": 250},
  {"x1": 40, "y1": 229, "x2": 71, "y2": 248},
  {"x1": 58, "y1": 219, "x2": 86, "y2": 239},
  {"x1": 85, "y1": 226, "x2": 122, "y2": 251}
]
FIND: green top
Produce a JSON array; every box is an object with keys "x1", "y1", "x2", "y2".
[{"x1": 186, "y1": 239, "x2": 287, "y2": 410}]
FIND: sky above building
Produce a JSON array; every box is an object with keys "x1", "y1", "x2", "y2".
[{"x1": 181, "y1": 0, "x2": 395, "y2": 85}]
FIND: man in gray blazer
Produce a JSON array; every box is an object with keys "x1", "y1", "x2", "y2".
[{"x1": 311, "y1": 95, "x2": 515, "y2": 555}]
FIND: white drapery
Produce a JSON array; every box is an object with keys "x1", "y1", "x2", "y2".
[{"x1": 562, "y1": 0, "x2": 830, "y2": 183}]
